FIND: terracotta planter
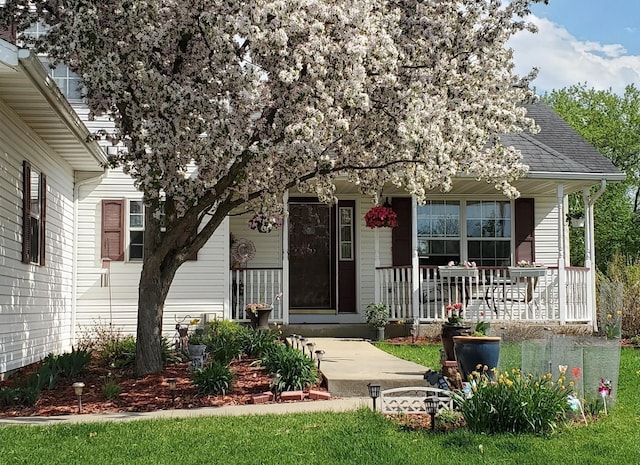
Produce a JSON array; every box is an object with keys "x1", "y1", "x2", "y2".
[
  {"x1": 441, "y1": 324, "x2": 471, "y2": 361},
  {"x1": 453, "y1": 336, "x2": 501, "y2": 381},
  {"x1": 246, "y1": 306, "x2": 273, "y2": 330}
]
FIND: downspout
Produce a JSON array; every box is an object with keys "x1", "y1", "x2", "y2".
[
  {"x1": 585, "y1": 180, "x2": 607, "y2": 331},
  {"x1": 411, "y1": 196, "x2": 419, "y2": 322},
  {"x1": 71, "y1": 169, "x2": 107, "y2": 346}
]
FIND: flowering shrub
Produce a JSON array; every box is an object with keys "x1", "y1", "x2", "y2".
[
  {"x1": 248, "y1": 214, "x2": 283, "y2": 233},
  {"x1": 445, "y1": 303, "x2": 464, "y2": 325},
  {"x1": 604, "y1": 310, "x2": 622, "y2": 339},
  {"x1": 364, "y1": 206, "x2": 398, "y2": 229},
  {"x1": 456, "y1": 367, "x2": 573, "y2": 435},
  {"x1": 246, "y1": 293, "x2": 282, "y2": 316},
  {"x1": 364, "y1": 303, "x2": 389, "y2": 327}
]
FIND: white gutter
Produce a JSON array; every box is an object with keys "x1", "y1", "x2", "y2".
[
  {"x1": 0, "y1": 39, "x2": 107, "y2": 169},
  {"x1": 524, "y1": 172, "x2": 626, "y2": 181},
  {"x1": 17, "y1": 52, "x2": 108, "y2": 168}
]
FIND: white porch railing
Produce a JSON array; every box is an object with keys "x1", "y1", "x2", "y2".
[
  {"x1": 376, "y1": 266, "x2": 591, "y2": 324},
  {"x1": 230, "y1": 268, "x2": 284, "y2": 324}
]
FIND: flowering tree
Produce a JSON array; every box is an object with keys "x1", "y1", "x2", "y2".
[{"x1": 1, "y1": 0, "x2": 544, "y2": 375}]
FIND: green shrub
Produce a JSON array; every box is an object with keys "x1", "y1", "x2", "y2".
[
  {"x1": 28, "y1": 363, "x2": 58, "y2": 390},
  {"x1": 260, "y1": 344, "x2": 318, "y2": 391},
  {"x1": 102, "y1": 381, "x2": 122, "y2": 400},
  {"x1": 604, "y1": 255, "x2": 640, "y2": 337},
  {"x1": 0, "y1": 386, "x2": 40, "y2": 407},
  {"x1": 456, "y1": 367, "x2": 571, "y2": 435},
  {"x1": 161, "y1": 337, "x2": 183, "y2": 364},
  {"x1": 203, "y1": 320, "x2": 244, "y2": 365},
  {"x1": 239, "y1": 327, "x2": 279, "y2": 358},
  {"x1": 41, "y1": 348, "x2": 92, "y2": 379},
  {"x1": 192, "y1": 361, "x2": 234, "y2": 395},
  {"x1": 99, "y1": 335, "x2": 137, "y2": 369}
]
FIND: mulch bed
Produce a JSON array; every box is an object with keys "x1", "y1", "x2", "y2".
[{"x1": 0, "y1": 358, "x2": 326, "y2": 418}]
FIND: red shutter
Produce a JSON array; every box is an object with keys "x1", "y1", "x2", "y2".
[
  {"x1": 514, "y1": 198, "x2": 535, "y2": 263},
  {"x1": 39, "y1": 173, "x2": 47, "y2": 266},
  {"x1": 22, "y1": 160, "x2": 31, "y2": 264},
  {"x1": 392, "y1": 197, "x2": 412, "y2": 266},
  {"x1": 0, "y1": 23, "x2": 16, "y2": 43},
  {"x1": 101, "y1": 199, "x2": 125, "y2": 261}
]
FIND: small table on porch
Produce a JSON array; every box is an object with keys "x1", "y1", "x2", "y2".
[
  {"x1": 437, "y1": 266, "x2": 479, "y2": 307},
  {"x1": 506, "y1": 266, "x2": 548, "y2": 319}
]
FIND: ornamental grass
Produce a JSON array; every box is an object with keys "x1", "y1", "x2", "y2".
[{"x1": 456, "y1": 367, "x2": 572, "y2": 435}]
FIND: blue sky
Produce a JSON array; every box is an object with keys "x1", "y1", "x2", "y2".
[{"x1": 509, "y1": 0, "x2": 640, "y2": 94}]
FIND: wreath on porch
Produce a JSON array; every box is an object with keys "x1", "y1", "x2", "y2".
[{"x1": 364, "y1": 205, "x2": 398, "y2": 229}]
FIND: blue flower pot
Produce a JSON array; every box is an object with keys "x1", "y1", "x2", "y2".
[{"x1": 453, "y1": 336, "x2": 501, "y2": 381}]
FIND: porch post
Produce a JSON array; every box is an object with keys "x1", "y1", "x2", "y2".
[
  {"x1": 583, "y1": 188, "x2": 595, "y2": 330},
  {"x1": 557, "y1": 185, "x2": 567, "y2": 325},
  {"x1": 586, "y1": 180, "x2": 607, "y2": 331},
  {"x1": 411, "y1": 196, "x2": 420, "y2": 321},
  {"x1": 282, "y1": 192, "x2": 290, "y2": 325}
]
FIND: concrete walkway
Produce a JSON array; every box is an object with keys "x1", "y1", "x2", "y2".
[
  {"x1": 0, "y1": 338, "x2": 430, "y2": 426},
  {"x1": 313, "y1": 338, "x2": 431, "y2": 396}
]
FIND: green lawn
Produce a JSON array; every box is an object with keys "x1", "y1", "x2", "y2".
[{"x1": 1, "y1": 348, "x2": 638, "y2": 465}]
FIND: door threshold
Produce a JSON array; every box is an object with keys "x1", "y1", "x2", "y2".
[{"x1": 289, "y1": 309, "x2": 336, "y2": 315}]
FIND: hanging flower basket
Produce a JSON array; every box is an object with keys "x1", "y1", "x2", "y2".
[
  {"x1": 364, "y1": 205, "x2": 398, "y2": 229},
  {"x1": 248, "y1": 214, "x2": 283, "y2": 233}
]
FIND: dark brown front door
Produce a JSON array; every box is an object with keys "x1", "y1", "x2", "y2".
[{"x1": 289, "y1": 201, "x2": 336, "y2": 309}]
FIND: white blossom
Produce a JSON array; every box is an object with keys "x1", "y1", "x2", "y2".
[{"x1": 2, "y1": 0, "x2": 541, "y2": 215}]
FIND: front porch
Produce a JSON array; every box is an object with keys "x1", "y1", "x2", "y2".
[{"x1": 229, "y1": 265, "x2": 592, "y2": 327}]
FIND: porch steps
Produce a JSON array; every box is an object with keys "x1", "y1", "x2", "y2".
[
  {"x1": 282, "y1": 323, "x2": 415, "y2": 340},
  {"x1": 299, "y1": 338, "x2": 431, "y2": 397}
]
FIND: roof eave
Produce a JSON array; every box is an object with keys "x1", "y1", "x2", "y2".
[
  {"x1": 525, "y1": 171, "x2": 626, "y2": 182},
  {"x1": 16, "y1": 52, "x2": 108, "y2": 170}
]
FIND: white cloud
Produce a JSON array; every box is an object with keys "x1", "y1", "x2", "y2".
[{"x1": 509, "y1": 16, "x2": 640, "y2": 94}]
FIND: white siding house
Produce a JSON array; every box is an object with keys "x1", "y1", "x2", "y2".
[
  {"x1": 0, "y1": 39, "x2": 106, "y2": 375},
  {"x1": 74, "y1": 168, "x2": 230, "y2": 337},
  {"x1": 68, "y1": 103, "x2": 624, "y2": 344},
  {"x1": 0, "y1": 33, "x2": 626, "y2": 377}
]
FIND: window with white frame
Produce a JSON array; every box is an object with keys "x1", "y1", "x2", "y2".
[
  {"x1": 339, "y1": 206, "x2": 354, "y2": 260},
  {"x1": 20, "y1": 23, "x2": 84, "y2": 101},
  {"x1": 129, "y1": 200, "x2": 144, "y2": 261},
  {"x1": 466, "y1": 200, "x2": 511, "y2": 267},
  {"x1": 417, "y1": 199, "x2": 512, "y2": 267},
  {"x1": 417, "y1": 200, "x2": 460, "y2": 265}
]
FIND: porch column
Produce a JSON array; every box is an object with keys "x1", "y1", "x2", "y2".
[
  {"x1": 411, "y1": 196, "x2": 420, "y2": 321},
  {"x1": 586, "y1": 180, "x2": 607, "y2": 331},
  {"x1": 282, "y1": 192, "x2": 290, "y2": 325},
  {"x1": 557, "y1": 185, "x2": 567, "y2": 324},
  {"x1": 583, "y1": 188, "x2": 595, "y2": 330}
]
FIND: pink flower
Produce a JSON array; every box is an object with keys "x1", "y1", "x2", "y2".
[
  {"x1": 364, "y1": 206, "x2": 398, "y2": 229},
  {"x1": 571, "y1": 367, "x2": 582, "y2": 380}
]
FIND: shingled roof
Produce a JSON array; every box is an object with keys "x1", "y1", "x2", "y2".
[{"x1": 501, "y1": 102, "x2": 624, "y2": 179}]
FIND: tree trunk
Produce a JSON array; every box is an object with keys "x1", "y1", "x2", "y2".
[
  {"x1": 132, "y1": 197, "x2": 229, "y2": 376},
  {"x1": 134, "y1": 207, "x2": 182, "y2": 376},
  {"x1": 135, "y1": 257, "x2": 176, "y2": 376}
]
